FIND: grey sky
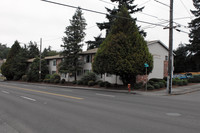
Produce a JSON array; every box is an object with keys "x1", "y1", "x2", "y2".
[{"x1": 0, "y1": 0, "x2": 194, "y2": 51}]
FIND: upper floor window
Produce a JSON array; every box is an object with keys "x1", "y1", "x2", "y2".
[
  {"x1": 53, "y1": 60, "x2": 56, "y2": 66},
  {"x1": 165, "y1": 56, "x2": 168, "y2": 61},
  {"x1": 86, "y1": 55, "x2": 92, "y2": 63}
]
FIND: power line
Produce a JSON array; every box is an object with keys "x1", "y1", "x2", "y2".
[
  {"x1": 154, "y1": 0, "x2": 169, "y2": 7},
  {"x1": 179, "y1": 0, "x2": 193, "y2": 19},
  {"x1": 99, "y1": 0, "x2": 117, "y2": 6},
  {"x1": 41, "y1": 0, "x2": 107, "y2": 15},
  {"x1": 138, "y1": 0, "x2": 152, "y2": 7},
  {"x1": 41, "y1": 0, "x2": 167, "y2": 28},
  {"x1": 174, "y1": 16, "x2": 194, "y2": 20}
]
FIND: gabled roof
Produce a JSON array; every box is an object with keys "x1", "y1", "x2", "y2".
[
  {"x1": 27, "y1": 55, "x2": 63, "y2": 63},
  {"x1": 27, "y1": 40, "x2": 172, "y2": 63},
  {"x1": 45, "y1": 55, "x2": 63, "y2": 60},
  {"x1": 27, "y1": 58, "x2": 35, "y2": 63},
  {"x1": 79, "y1": 48, "x2": 98, "y2": 55},
  {"x1": 147, "y1": 40, "x2": 169, "y2": 51}
]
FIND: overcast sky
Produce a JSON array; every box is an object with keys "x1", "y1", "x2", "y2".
[{"x1": 0, "y1": 0, "x2": 195, "y2": 51}]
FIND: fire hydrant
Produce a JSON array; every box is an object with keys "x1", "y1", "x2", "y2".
[{"x1": 128, "y1": 84, "x2": 131, "y2": 93}]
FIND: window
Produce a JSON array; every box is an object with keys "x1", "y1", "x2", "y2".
[
  {"x1": 77, "y1": 70, "x2": 83, "y2": 76},
  {"x1": 106, "y1": 73, "x2": 112, "y2": 77},
  {"x1": 53, "y1": 60, "x2": 56, "y2": 66},
  {"x1": 165, "y1": 56, "x2": 168, "y2": 61},
  {"x1": 84, "y1": 69, "x2": 89, "y2": 74},
  {"x1": 52, "y1": 71, "x2": 56, "y2": 74},
  {"x1": 86, "y1": 55, "x2": 92, "y2": 63}
]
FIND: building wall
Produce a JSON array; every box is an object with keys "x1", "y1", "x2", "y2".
[
  {"x1": 47, "y1": 41, "x2": 172, "y2": 84},
  {"x1": 148, "y1": 42, "x2": 169, "y2": 79},
  {"x1": 48, "y1": 59, "x2": 57, "y2": 74}
]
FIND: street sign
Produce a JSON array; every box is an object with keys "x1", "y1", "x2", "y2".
[{"x1": 144, "y1": 63, "x2": 149, "y2": 68}]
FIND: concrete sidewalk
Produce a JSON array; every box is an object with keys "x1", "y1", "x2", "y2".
[
  {"x1": 134, "y1": 83, "x2": 200, "y2": 96},
  {"x1": 4, "y1": 81, "x2": 200, "y2": 96}
]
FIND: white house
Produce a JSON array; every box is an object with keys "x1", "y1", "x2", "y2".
[{"x1": 33, "y1": 40, "x2": 173, "y2": 84}]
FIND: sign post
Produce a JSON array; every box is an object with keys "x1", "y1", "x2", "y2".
[{"x1": 144, "y1": 63, "x2": 149, "y2": 91}]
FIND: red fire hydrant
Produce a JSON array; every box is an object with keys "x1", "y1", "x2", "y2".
[{"x1": 128, "y1": 84, "x2": 131, "y2": 93}]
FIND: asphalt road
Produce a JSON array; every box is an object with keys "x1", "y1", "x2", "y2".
[{"x1": 0, "y1": 81, "x2": 200, "y2": 133}]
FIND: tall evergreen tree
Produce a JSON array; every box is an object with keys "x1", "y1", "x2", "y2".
[
  {"x1": 42, "y1": 46, "x2": 59, "y2": 57},
  {"x1": 174, "y1": 44, "x2": 189, "y2": 73},
  {"x1": 60, "y1": 8, "x2": 87, "y2": 81},
  {"x1": 86, "y1": 34, "x2": 104, "y2": 50},
  {"x1": 0, "y1": 43, "x2": 10, "y2": 59},
  {"x1": 27, "y1": 41, "x2": 39, "y2": 59},
  {"x1": 93, "y1": 6, "x2": 153, "y2": 85},
  {"x1": 189, "y1": 0, "x2": 200, "y2": 54},
  {"x1": 1, "y1": 41, "x2": 27, "y2": 80},
  {"x1": 87, "y1": 0, "x2": 145, "y2": 49},
  {"x1": 27, "y1": 57, "x2": 48, "y2": 82}
]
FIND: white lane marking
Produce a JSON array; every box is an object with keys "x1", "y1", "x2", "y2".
[
  {"x1": 62, "y1": 89, "x2": 73, "y2": 92},
  {"x1": 38, "y1": 86, "x2": 46, "y2": 89},
  {"x1": 166, "y1": 113, "x2": 181, "y2": 117},
  {"x1": 96, "y1": 93, "x2": 115, "y2": 98},
  {"x1": 23, "y1": 85, "x2": 28, "y2": 87},
  {"x1": 20, "y1": 96, "x2": 36, "y2": 102},
  {"x1": 2, "y1": 91, "x2": 10, "y2": 94}
]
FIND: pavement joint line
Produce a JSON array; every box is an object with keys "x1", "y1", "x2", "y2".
[
  {"x1": 1, "y1": 90, "x2": 10, "y2": 94},
  {"x1": 20, "y1": 96, "x2": 36, "y2": 102},
  {"x1": 96, "y1": 93, "x2": 115, "y2": 98},
  {"x1": 0, "y1": 84, "x2": 84, "y2": 100}
]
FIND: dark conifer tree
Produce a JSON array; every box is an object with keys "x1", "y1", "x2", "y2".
[
  {"x1": 93, "y1": 6, "x2": 153, "y2": 85},
  {"x1": 87, "y1": 0, "x2": 145, "y2": 49},
  {"x1": 188, "y1": 0, "x2": 200, "y2": 71},
  {"x1": 60, "y1": 8, "x2": 87, "y2": 81}
]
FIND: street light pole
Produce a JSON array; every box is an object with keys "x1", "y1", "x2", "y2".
[
  {"x1": 168, "y1": 0, "x2": 174, "y2": 94},
  {"x1": 39, "y1": 38, "x2": 42, "y2": 81}
]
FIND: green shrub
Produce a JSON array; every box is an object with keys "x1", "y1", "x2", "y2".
[
  {"x1": 45, "y1": 74, "x2": 51, "y2": 79},
  {"x1": 49, "y1": 73, "x2": 60, "y2": 83},
  {"x1": 50, "y1": 73, "x2": 60, "y2": 81},
  {"x1": 177, "y1": 80, "x2": 183, "y2": 86},
  {"x1": 60, "y1": 79, "x2": 65, "y2": 84},
  {"x1": 88, "y1": 80, "x2": 95, "y2": 86},
  {"x1": 97, "y1": 80, "x2": 103, "y2": 84},
  {"x1": 99, "y1": 81, "x2": 105, "y2": 87},
  {"x1": 149, "y1": 78, "x2": 164, "y2": 82},
  {"x1": 81, "y1": 72, "x2": 96, "y2": 84},
  {"x1": 43, "y1": 79, "x2": 47, "y2": 83},
  {"x1": 54, "y1": 79, "x2": 60, "y2": 84},
  {"x1": 153, "y1": 83, "x2": 160, "y2": 89},
  {"x1": 43, "y1": 79, "x2": 50, "y2": 83},
  {"x1": 134, "y1": 82, "x2": 144, "y2": 90},
  {"x1": 148, "y1": 80, "x2": 154, "y2": 85},
  {"x1": 83, "y1": 80, "x2": 88, "y2": 85},
  {"x1": 77, "y1": 80, "x2": 83, "y2": 85},
  {"x1": 104, "y1": 81, "x2": 111, "y2": 88},
  {"x1": 183, "y1": 80, "x2": 188, "y2": 85},
  {"x1": 147, "y1": 84, "x2": 154, "y2": 90},
  {"x1": 163, "y1": 77, "x2": 167, "y2": 81},
  {"x1": 188, "y1": 75, "x2": 200, "y2": 83},
  {"x1": 72, "y1": 80, "x2": 77, "y2": 84},
  {"x1": 172, "y1": 79, "x2": 178, "y2": 85},
  {"x1": 158, "y1": 82, "x2": 165, "y2": 88},
  {"x1": 22, "y1": 75, "x2": 27, "y2": 81}
]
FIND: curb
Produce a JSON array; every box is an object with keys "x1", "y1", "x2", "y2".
[
  {"x1": 4, "y1": 81, "x2": 200, "y2": 96},
  {"x1": 5, "y1": 81, "x2": 132, "y2": 94}
]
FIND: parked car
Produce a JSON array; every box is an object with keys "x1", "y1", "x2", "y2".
[
  {"x1": 185, "y1": 73, "x2": 193, "y2": 78},
  {"x1": 173, "y1": 73, "x2": 193, "y2": 79}
]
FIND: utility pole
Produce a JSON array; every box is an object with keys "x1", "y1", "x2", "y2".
[
  {"x1": 39, "y1": 38, "x2": 42, "y2": 81},
  {"x1": 168, "y1": 0, "x2": 174, "y2": 94}
]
